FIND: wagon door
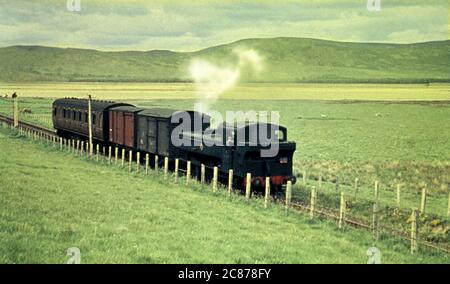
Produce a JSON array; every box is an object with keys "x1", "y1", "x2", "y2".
[
  {"x1": 157, "y1": 119, "x2": 170, "y2": 156},
  {"x1": 109, "y1": 110, "x2": 123, "y2": 145},
  {"x1": 137, "y1": 116, "x2": 157, "y2": 154},
  {"x1": 137, "y1": 115, "x2": 148, "y2": 152},
  {"x1": 123, "y1": 112, "x2": 135, "y2": 148},
  {"x1": 147, "y1": 118, "x2": 158, "y2": 153}
]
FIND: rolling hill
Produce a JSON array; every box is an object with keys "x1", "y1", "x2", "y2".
[{"x1": 0, "y1": 37, "x2": 448, "y2": 83}]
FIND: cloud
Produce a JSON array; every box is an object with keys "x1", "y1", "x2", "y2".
[{"x1": 0, "y1": 0, "x2": 447, "y2": 51}]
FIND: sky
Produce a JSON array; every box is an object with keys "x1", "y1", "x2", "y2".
[{"x1": 0, "y1": 0, "x2": 448, "y2": 51}]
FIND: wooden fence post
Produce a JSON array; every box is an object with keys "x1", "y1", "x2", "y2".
[
  {"x1": 420, "y1": 187, "x2": 427, "y2": 214},
  {"x1": 396, "y1": 184, "x2": 401, "y2": 209},
  {"x1": 154, "y1": 155, "x2": 158, "y2": 172},
  {"x1": 121, "y1": 149, "x2": 125, "y2": 167},
  {"x1": 136, "y1": 152, "x2": 141, "y2": 173},
  {"x1": 80, "y1": 141, "x2": 84, "y2": 156},
  {"x1": 186, "y1": 161, "x2": 191, "y2": 185},
  {"x1": 245, "y1": 173, "x2": 251, "y2": 201},
  {"x1": 228, "y1": 169, "x2": 233, "y2": 196},
  {"x1": 128, "y1": 150, "x2": 132, "y2": 172},
  {"x1": 76, "y1": 140, "x2": 80, "y2": 155},
  {"x1": 372, "y1": 203, "x2": 379, "y2": 243},
  {"x1": 310, "y1": 187, "x2": 316, "y2": 219},
  {"x1": 174, "y1": 159, "x2": 179, "y2": 183},
  {"x1": 106, "y1": 146, "x2": 111, "y2": 164},
  {"x1": 410, "y1": 209, "x2": 419, "y2": 254},
  {"x1": 164, "y1": 157, "x2": 169, "y2": 180},
  {"x1": 339, "y1": 192, "x2": 346, "y2": 229},
  {"x1": 59, "y1": 137, "x2": 62, "y2": 150},
  {"x1": 145, "y1": 154, "x2": 149, "y2": 174},
  {"x1": 12, "y1": 93, "x2": 18, "y2": 128},
  {"x1": 264, "y1": 177, "x2": 270, "y2": 208},
  {"x1": 285, "y1": 181, "x2": 292, "y2": 213},
  {"x1": 212, "y1": 166, "x2": 218, "y2": 192},
  {"x1": 374, "y1": 180, "x2": 379, "y2": 203},
  {"x1": 96, "y1": 144, "x2": 99, "y2": 162},
  {"x1": 115, "y1": 147, "x2": 118, "y2": 165},
  {"x1": 200, "y1": 164, "x2": 205, "y2": 185},
  {"x1": 354, "y1": 178, "x2": 359, "y2": 198}
]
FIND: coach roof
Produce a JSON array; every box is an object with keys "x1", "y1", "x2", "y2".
[{"x1": 53, "y1": 98, "x2": 133, "y2": 112}]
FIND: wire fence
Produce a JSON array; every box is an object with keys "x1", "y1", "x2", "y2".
[{"x1": 1, "y1": 106, "x2": 449, "y2": 256}]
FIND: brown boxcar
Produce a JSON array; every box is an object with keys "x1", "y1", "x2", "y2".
[{"x1": 109, "y1": 106, "x2": 142, "y2": 148}]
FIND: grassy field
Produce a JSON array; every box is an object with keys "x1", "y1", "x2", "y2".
[
  {"x1": 1, "y1": 82, "x2": 449, "y2": 262},
  {"x1": 0, "y1": 127, "x2": 448, "y2": 263},
  {"x1": 1, "y1": 82, "x2": 450, "y2": 100}
]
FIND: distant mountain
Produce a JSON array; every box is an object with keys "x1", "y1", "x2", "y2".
[{"x1": 0, "y1": 37, "x2": 448, "y2": 83}]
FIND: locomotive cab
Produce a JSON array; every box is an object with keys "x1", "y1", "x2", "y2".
[{"x1": 231, "y1": 123, "x2": 296, "y2": 190}]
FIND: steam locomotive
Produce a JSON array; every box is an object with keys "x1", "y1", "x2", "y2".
[{"x1": 52, "y1": 98, "x2": 296, "y2": 191}]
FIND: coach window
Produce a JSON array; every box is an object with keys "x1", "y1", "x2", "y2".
[
  {"x1": 93, "y1": 113, "x2": 96, "y2": 125},
  {"x1": 72, "y1": 110, "x2": 76, "y2": 120},
  {"x1": 63, "y1": 109, "x2": 66, "y2": 118},
  {"x1": 84, "y1": 113, "x2": 88, "y2": 123}
]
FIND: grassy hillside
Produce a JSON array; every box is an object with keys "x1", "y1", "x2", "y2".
[
  {"x1": 0, "y1": 38, "x2": 448, "y2": 83},
  {"x1": 0, "y1": 127, "x2": 448, "y2": 263}
]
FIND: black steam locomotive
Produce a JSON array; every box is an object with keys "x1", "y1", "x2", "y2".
[{"x1": 52, "y1": 98, "x2": 296, "y2": 191}]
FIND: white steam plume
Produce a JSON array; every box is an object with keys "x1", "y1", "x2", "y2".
[{"x1": 189, "y1": 48, "x2": 263, "y2": 114}]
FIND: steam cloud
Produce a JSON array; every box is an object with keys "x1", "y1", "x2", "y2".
[{"x1": 189, "y1": 48, "x2": 263, "y2": 114}]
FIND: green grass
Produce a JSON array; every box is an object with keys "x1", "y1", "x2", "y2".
[
  {"x1": 0, "y1": 83, "x2": 449, "y2": 210},
  {"x1": 0, "y1": 127, "x2": 448, "y2": 263},
  {"x1": 0, "y1": 37, "x2": 449, "y2": 83},
  {"x1": 0, "y1": 82, "x2": 449, "y2": 261}
]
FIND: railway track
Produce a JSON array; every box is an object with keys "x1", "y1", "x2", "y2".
[
  {"x1": 0, "y1": 113, "x2": 57, "y2": 137},
  {"x1": 1, "y1": 113, "x2": 449, "y2": 255}
]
